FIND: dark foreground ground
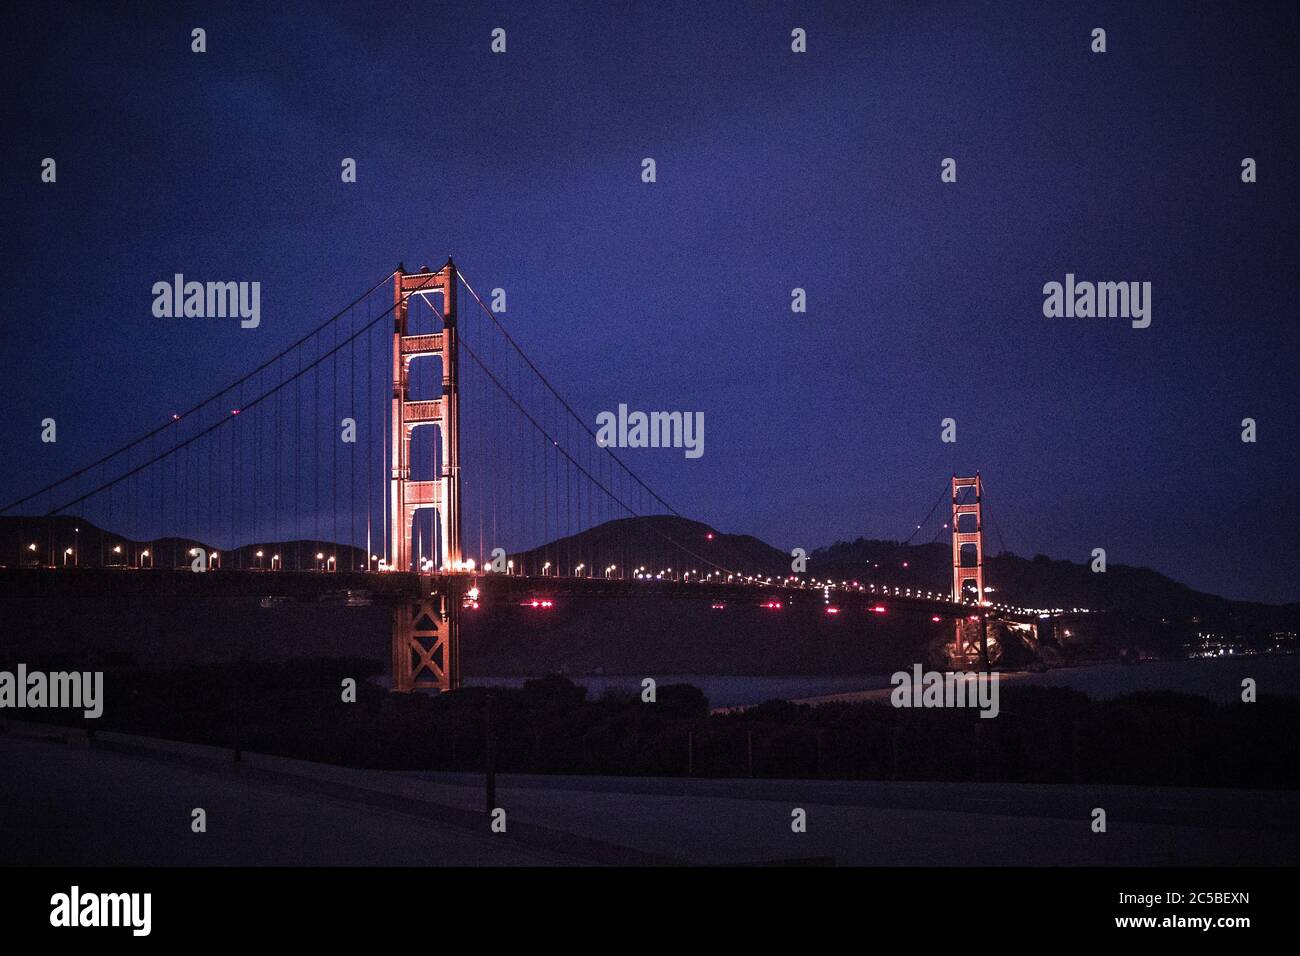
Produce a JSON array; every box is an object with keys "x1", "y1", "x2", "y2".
[{"x1": 2, "y1": 724, "x2": 1295, "y2": 866}]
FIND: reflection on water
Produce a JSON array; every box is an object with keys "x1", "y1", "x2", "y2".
[{"x1": 467, "y1": 655, "x2": 1300, "y2": 710}]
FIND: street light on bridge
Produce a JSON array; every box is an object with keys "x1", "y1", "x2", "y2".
[{"x1": 63, "y1": 547, "x2": 74, "y2": 567}]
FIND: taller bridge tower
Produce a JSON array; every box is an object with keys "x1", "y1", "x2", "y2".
[
  {"x1": 389, "y1": 260, "x2": 462, "y2": 572},
  {"x1": 389, "y1": 260, "x2": 463, "y2": 693}
]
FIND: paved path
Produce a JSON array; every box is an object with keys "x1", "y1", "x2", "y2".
[
  {"x1": 0, "y1": 733, "x2": 574, "y2": 866},
  {"x1": 2, "y1": 724, "x2": 1294, "y2": 865}
]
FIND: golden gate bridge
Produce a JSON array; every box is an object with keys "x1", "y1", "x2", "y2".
[{"x1": 0, "y1": 260, "x2": 1053, "y2": 690}]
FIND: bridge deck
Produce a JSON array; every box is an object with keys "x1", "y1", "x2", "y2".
[{"x1": 0, "y1": 566, "x2": 1025, "y2": 620}]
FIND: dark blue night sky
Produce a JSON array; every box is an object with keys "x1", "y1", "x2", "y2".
[{"x1": 2, "y1": 1, "x2": 1297, "y2": 602}]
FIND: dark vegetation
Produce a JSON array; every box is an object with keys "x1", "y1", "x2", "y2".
[{"x1": 12, "y1": 658, "x2": 1298, "y2": 790}]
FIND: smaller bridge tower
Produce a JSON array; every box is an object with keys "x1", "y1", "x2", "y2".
[
  {"x1": 951, "y1": 473, "x2": 984, "y2": 604},
  {"x1": 951, "y1": 473, "x2": 988, "y2": 665}
]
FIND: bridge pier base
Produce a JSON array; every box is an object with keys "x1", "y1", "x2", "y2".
[
  {"x1": 392, "y1": 575, "x2": 461, "y2": 692},
  {"x1": 950, "y1": 615, "x2": 993, "y2": 669}
]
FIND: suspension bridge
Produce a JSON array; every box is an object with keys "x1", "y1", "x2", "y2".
[{"x1": 0, "y1": 260, "x2": 1050, "y2": 690}]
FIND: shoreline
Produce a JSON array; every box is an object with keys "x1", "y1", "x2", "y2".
[{"x1": 466, "y1": 655, "x2": 1299, "y2": 712}]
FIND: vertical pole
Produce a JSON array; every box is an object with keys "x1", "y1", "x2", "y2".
[
  {"x1": 950, "y1": 474, "x2": 960, "y2": 603},
  {"x1": 390, "y1": 268, "x2": 406, "y2": 571},
  {"x1": 447, "y1": 576, "x2": 462, "y2": 691},
  {"x1": 441, "y1": 258, "x2": 462, "y2": 571},
  {"x1": 484, "y1": 692, "x2": 496, "y2": 812},
  {"x1": 951, "y1": 474, "x2": 962, "y2": 662},
  {"x1": 976, "y1": 474, "x2": 984, "y2": 625},
  {"x1": 391, "y1": 603, "x2": 409, "y2": 693},
  {"x1": 231, "y1": 653, "x2": 242, "y2": 763}
]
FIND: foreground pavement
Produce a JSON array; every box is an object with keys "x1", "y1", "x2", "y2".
[{"x1": 1, "y1": 724, "x2": 1294, "y2": 866}]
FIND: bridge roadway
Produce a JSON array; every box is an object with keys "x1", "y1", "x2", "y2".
[{"x1": 0, "y1": 566, "x2": 1033, "y2": 623}]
